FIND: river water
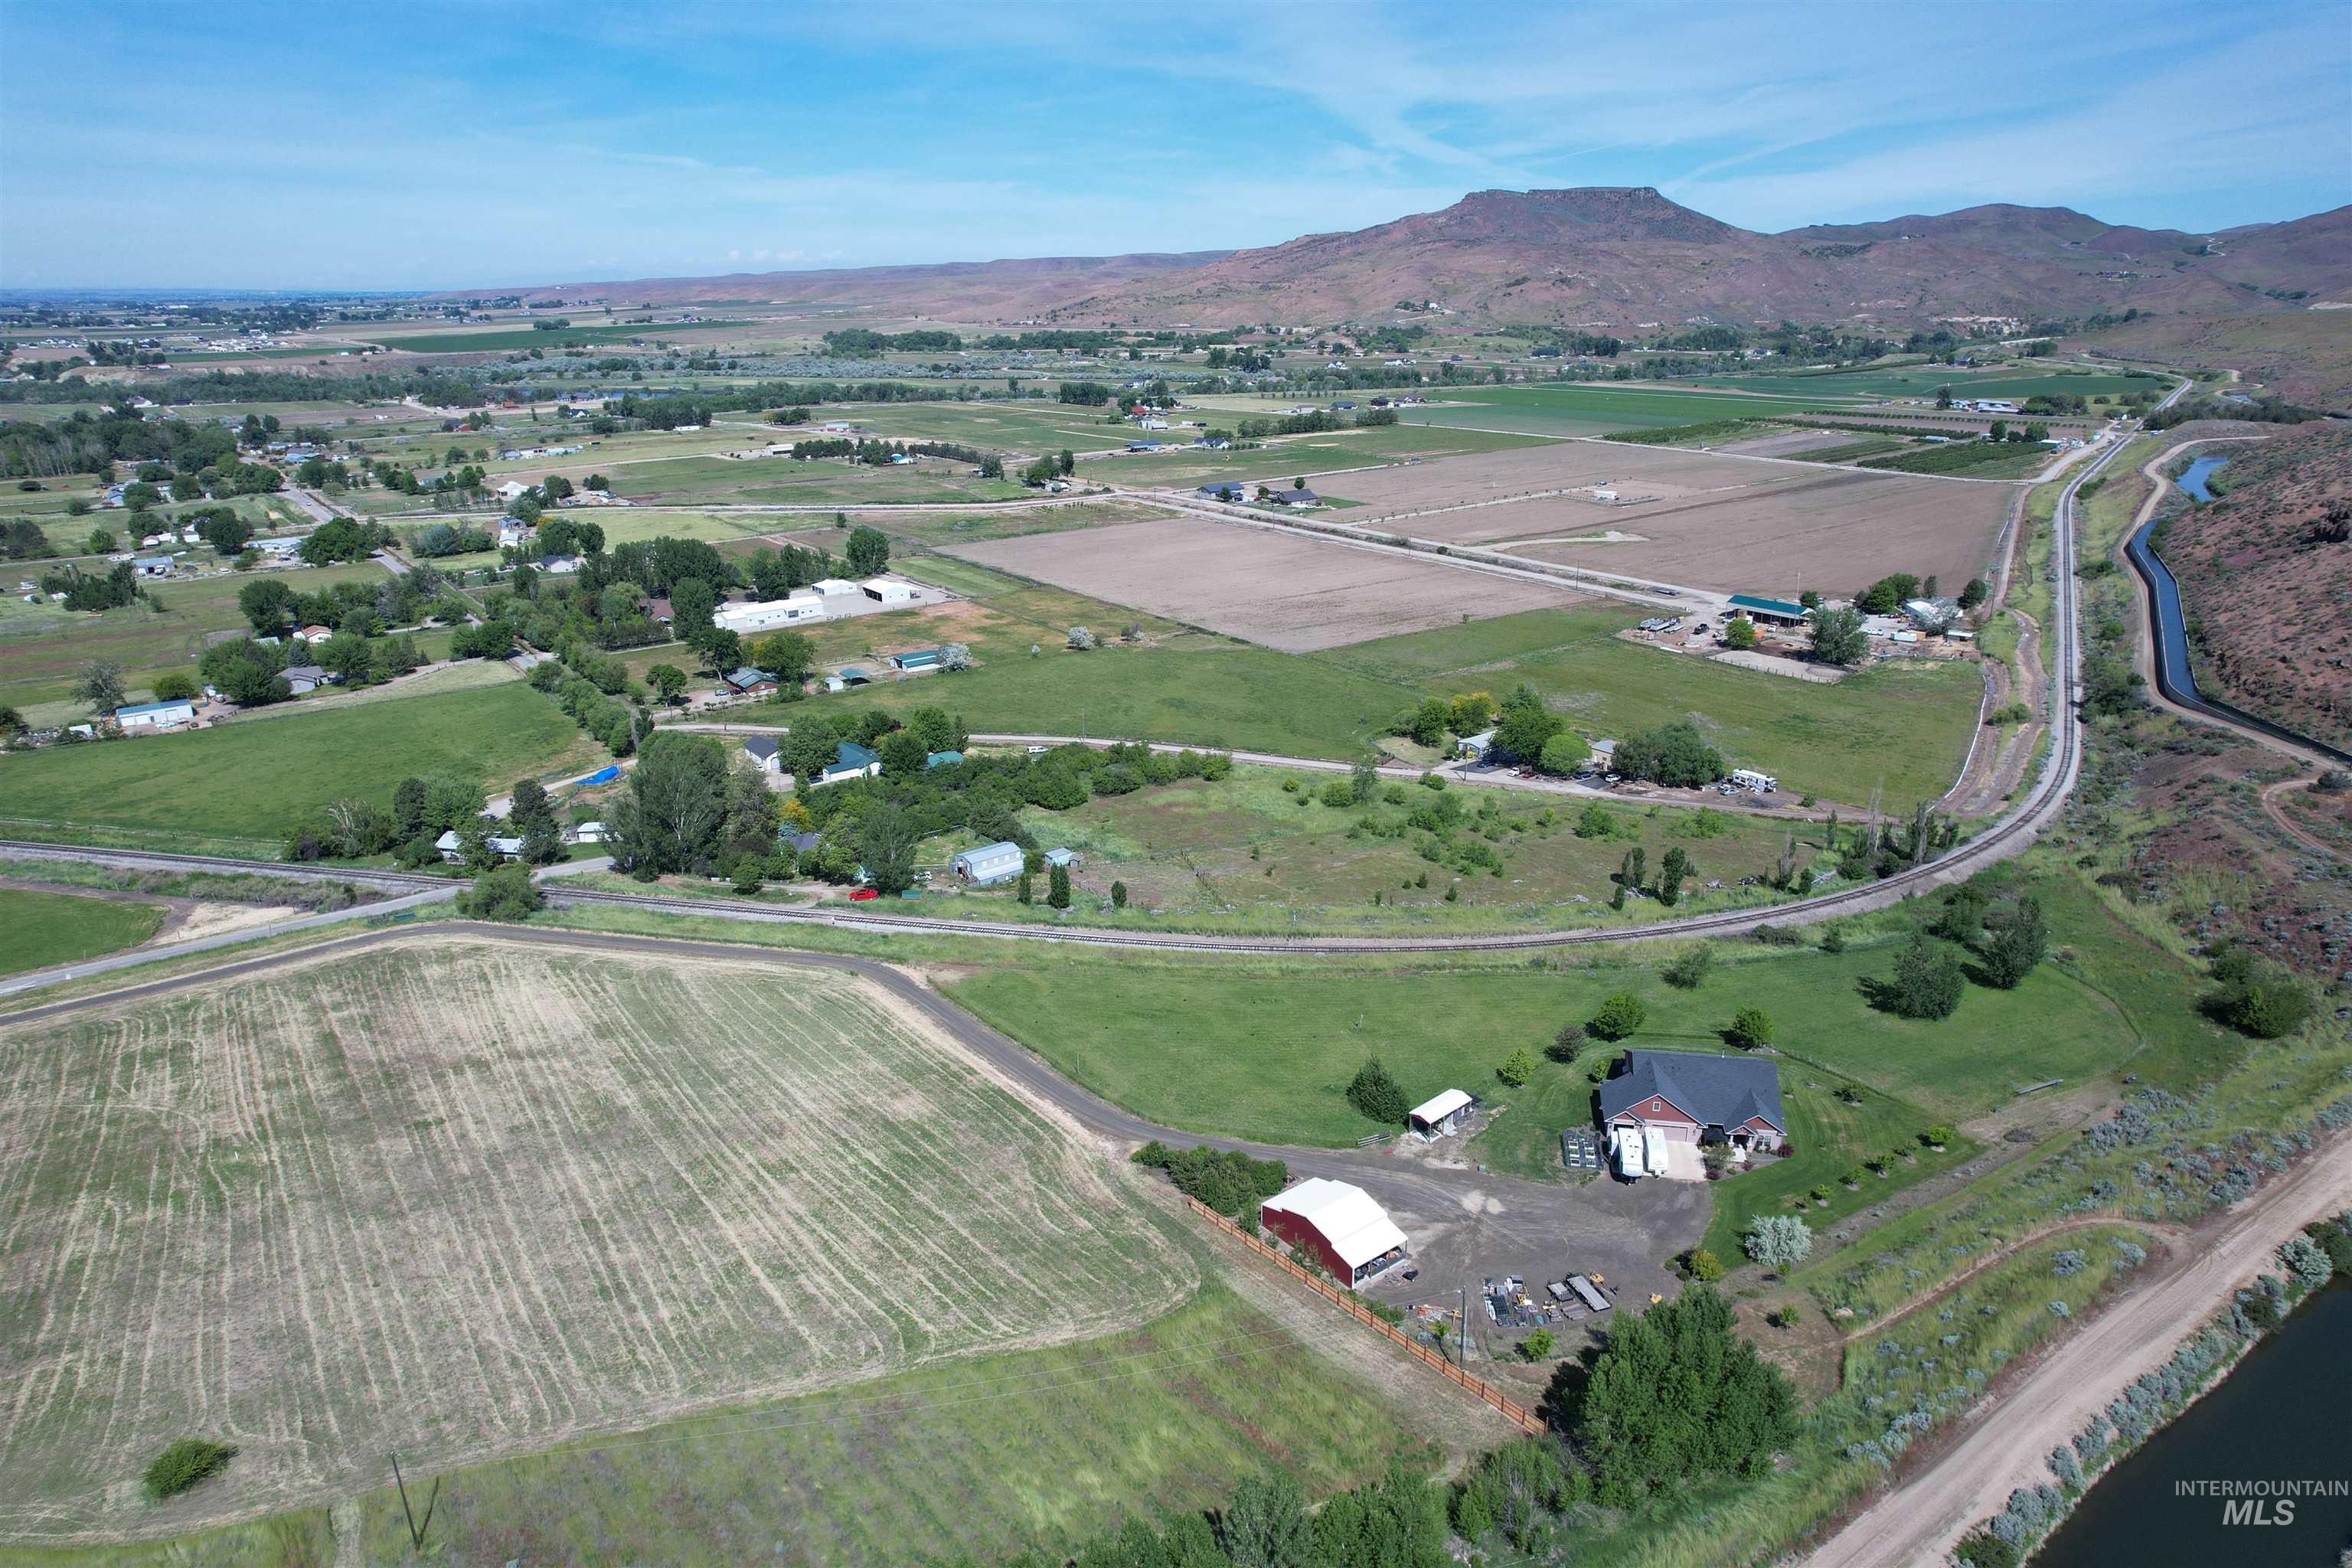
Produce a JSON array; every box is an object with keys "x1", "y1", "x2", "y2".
[{"x1": 2034, "y1": 1273, "x2": 2352, "y2": 1566}]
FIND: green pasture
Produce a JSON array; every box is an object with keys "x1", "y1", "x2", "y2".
[
  {"x1": 372, "y1": 322, "x2": 744, "y2": 354},
  {"x1": 0, "y1": 560, "x2": 391, "y2": 716},
  {"x1": 0, "y1": 886, "x2": 165, "y2": 975},
  {"x1": 0, "y1": 681, "x2": 600, "y2": 851},
  {"x1": 1396, "y1": 382, "x2": 1862, "y2": 437},
  {"x1": 606, "y1": 455, "x2": 1027, "y2": 508},
  {"x1": 1325, "y1": 607, "x2": 1981, "y2": 807},
  {"x1": 1080, "y1": 424, "x2": 1543, "y2": 486},
  {"x1": 338, "y1": 1284, "x2": 1431, "y2": 1566}
]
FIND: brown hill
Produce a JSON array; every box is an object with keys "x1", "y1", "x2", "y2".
[
  {"x1": 446, "y1": 188, "x2": 2351, "y2": 354},
  {"x1": 2156, "y1": 423, "x2": 2352, "y2": 750}
]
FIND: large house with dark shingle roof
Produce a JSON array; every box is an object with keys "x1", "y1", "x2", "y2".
[{"x1": 1597, "y1": 1049, "x2": 1785, "y2": 1154}]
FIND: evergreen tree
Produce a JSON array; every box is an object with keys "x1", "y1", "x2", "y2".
[
  {"x1": 1347, "y1": 1058, "x2": 1409, "y2": 1124},
  {"x1": 1981, "y1": 896, "x2": 2047, "y2": 988},
  {"x1": 1047, "y1": 863, "x2": 1071, "y2": 909},
  {"x1": 1884, "y1": 934, "x2": 1965, "y2": 1020},
  {"x1": 1565, "y1": 1285, "x2": 1798, "y2": 1506}
]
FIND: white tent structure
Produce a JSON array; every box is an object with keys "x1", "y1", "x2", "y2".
[{"x1": 1259, "y1": 1178, "x2": 1409, "y2": 1285}]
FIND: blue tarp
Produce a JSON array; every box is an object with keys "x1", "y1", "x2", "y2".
[{"x1": 574, "y1": 766, "x2": 622, "y2": 786}]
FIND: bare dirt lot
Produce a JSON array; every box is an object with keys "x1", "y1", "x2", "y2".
[
  {"x1": 1293, "y1": 443, "x2": 2012, "y2": 596},
  {"x1": 942, "y1": 517, "x2": 1586, "y2": 651},
  {"x1": 0, "y1": 936, "x2": 1196, "y2": 1542}
]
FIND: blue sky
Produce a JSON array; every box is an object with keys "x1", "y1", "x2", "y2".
[{"x1": 4, "y1": 0, "x2": 2347, "y2": 290}]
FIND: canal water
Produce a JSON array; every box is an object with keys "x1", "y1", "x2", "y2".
[
  {"x1": 2034, "y1": 1273, "x2": 2352, "y2": 1567},
  {"x1": 2175, "y1": 453, "x2": 2230, "y2": 502}
]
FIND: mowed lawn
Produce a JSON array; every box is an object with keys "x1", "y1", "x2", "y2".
[
  {"x1": 0, "y1": 886, "x2": 164, "y2": 975},
  {"x1": 346, "y1": 1284, "x2": 1432, "y2": 1566},
  {"x1": 1323, "y1": 607, "x2": 1982, "y2": 806},
  {"x1": 944, "y1": 928, "x2": 2132, "y2": 1152},
  {"x1": 0, "y1": 682, "x2": 600, "y2": 851}
]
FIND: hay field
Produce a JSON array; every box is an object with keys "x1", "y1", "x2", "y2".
[
  {"x1": 0, "y1": 937, "x2": 1195, "y2": 1541},
  {"x1": 1310, "y1": 443, "x2": 2011, "y2": 596},
  {"x1": 942, "y1": 516, "x2": 1584, "y2": 652}
]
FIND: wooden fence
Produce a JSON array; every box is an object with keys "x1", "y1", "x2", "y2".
[{"x1": 1181, "y1": 1196, "x2": 1544, "y2": 1436}]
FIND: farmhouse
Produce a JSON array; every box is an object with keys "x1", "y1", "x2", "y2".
[
  {"x1": 952, "y1": 840, "x2": 1025, "y2": 886},
  {"x1": 714, "y1": 593, "x2": 827, "y2": 635},
  {"x1": 1598, "y1": 1050, "x2": 1785, "y2": 1164},
  {"x1": 495, "y1": 480, "x2": 531, "y2": 502},
  {"x1": 723, "y1": 666, "x2": 776, "y2": 695},
  {"x1": 1197, "y1": 482, "x2": 1246, "y2": 502},
  {"x1": 742, "y1": 735, "x2": 782, "y2": 773},
  {"x1": 1726, "y1": 593, "x2": 1811, "y2": 627},
  {"x1": 434, "y1": 828, "x2": 526, "y2": 862},
  {"x1": 816, "y1": 740, "x2": 881, "y2": 785},
  {"x1": 1408, "y1": 1089, "x2": 1474, "y2": 1138},
  {"x1": 1266, "y1": 487, "x2": 1321, "y2": 508},
  {"x1": 1259, "y1": 1178, "x2": 1409, "y2": 1285},
  {"x1": 113, "y1": 697, "x2": 195, "y2": 732},
  {"x1": 283, "y1": 664, "x2": 332, "y2": 695}
]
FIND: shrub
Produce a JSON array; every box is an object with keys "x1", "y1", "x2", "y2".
[
  {"x1": 1922, "y1": 1123, "x2": 1956, "y2": 1149},
  {"x1": 1661, "y1": 943, "x2": 1713, "y2": 989},
  {"x1": 1743, "y1": 1214, "x2": 1813, "y2": 1269},
  {"x1": 1498, "y1": 1044, "x2": 1537, "y2": 1086},
  {"x1": 1725, "y1": 1006, "x2": 1773, "y2": 1050},
  {"x1": 1587, "y1": 991, "x2": 1647, "y2": 1040},
  {"x1": 1881, "y1": 934, "x2": 1965, "y2": 1020},
  {"x1": 456, "y1": 864, "x2": 543, "y2": 920},
  {"x1": 1547, "y1": 1022, "x2": 1586, "y2": 1062},
  {"x1": 1954, "y1": 1527, "x2": 2020, "y2": 1568},
  {"x1": 1687, "y1": 1249, "x2": 1726, "y2": 1282},
  {"x1": 142, "y1": 1439, "x2": 237, "y2": 1501},
  {"x1": 1521, "y1": 1328, "x2": 1556, "y2": 1361},
  {"x1": 1347, "y1": 1058, "x2": 1409, "y2": 1124}
]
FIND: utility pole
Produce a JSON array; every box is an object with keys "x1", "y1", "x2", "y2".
[{"x1": 1459, "y1": 1287, "x2": 1468, "y2": 1367}]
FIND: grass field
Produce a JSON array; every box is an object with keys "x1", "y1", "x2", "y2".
[
  {"x1": 0, "y1": 681, "x2": 599, "y2": 852},
  {"x1": 1396, "y1": 382, "x2": 1863, "y2": 437},
  {"x1": 1078, "y1": 423, "x2": 1544, "y2": 487},
  {"x1": 372, "y1": 322, "x2": 743, "y2": 353},
  {"x1": 943, "y1": 911, "x2": 2131, "y2": 1151},
  {"x1": 1857, "y1": 441, "x2": 2057, "y2": 479},
  {"x1": 336, "y1": 1283, "x2": 1429, "y2": 1565},
  {"x1": 1326, "y1": 607, "x2": 1982, "y2": 806},
  {"x1": 790, "y1": 596, "x2": 1981, "y2": 806},
  {"x1": 0, "y1": 559, "x2": 390, "y2": 718},
  {"x1": 0, "y1": 937, "x2": 1201, "y2": 1544},
  {"x1": 603, "y1": 455, "x2": 1028, "y2": 508},
  {"x1": 1684, "y1": 366, "x2": 2158, "y2": 402},
  {"x1": 0, "y1": 885, "x2": 163, "y2": 975},
  {"x1": 889, "y1": 765, "x2": 1818, "y2": 936}
]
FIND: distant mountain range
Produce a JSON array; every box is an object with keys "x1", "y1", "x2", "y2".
[{"x1": 454, "y1": 186, "x2": 2352, "y2": 336}]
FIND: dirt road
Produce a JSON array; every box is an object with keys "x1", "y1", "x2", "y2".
[{"x1": 1804, "y1": 1131, "x2": 2352, "y2": 1568}]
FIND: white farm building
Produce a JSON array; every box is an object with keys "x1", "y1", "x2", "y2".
[
  {"x1": 714, "y1": 593, "x2": 828, "y2": 635},
  {"x1": 951, "y1": 841, "x2": 1026, "y2": 886}
]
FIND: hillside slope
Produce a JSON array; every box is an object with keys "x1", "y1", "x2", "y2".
[{"x1": 2157, "y1": 423, "x2": 2352, "y2": 750}]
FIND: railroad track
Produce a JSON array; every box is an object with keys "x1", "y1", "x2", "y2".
[{"x1": 0, "y1": 432, "x2": 2129, "y2": 958}]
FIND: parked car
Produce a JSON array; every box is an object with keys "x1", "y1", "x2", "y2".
[{"x1": 848, "y1": 888, "x2": 880, "y2": 901}]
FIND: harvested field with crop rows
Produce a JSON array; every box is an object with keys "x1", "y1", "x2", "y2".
[{"x1": 0, "y1": 936, "x2": 1195, "y2": 1542}]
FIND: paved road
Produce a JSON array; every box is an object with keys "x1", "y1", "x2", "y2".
[{"x1": 0, "y1": 920, "x2": 1708, "y2": 1324}]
